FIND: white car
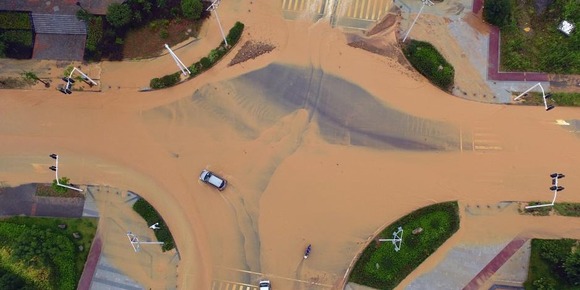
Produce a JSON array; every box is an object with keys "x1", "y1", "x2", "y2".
[
  {"x1": 259, "y1": 280, "x2": 271, "y2": 290},
  {"x1": 199, "y1": 169, "x2": 227, "y2": 191}
]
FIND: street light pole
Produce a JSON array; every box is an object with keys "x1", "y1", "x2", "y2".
[
  {"x1": 164, "y1": 44, "x2": 191, "y2": 76},
  {"x1": 402, "y1": 0, "x2": 434, "y2": 42},
  {"x1": 525, "y1": 173, "x2": 565, "y2": 209},
  {"x1": 378, "y1": 226, "x2": 404, "y2": 252},
  {"x1": 514, "y1": 82, "x2": 554, "y2": 111},
  {"x1": 127, "y1": 231, "x2": 164, "y2": 252},
  {"x1": 207, "y1": 0, "x2": 228, "y2": 47},
  {"x1": 49, "y1": 154, "x2": 83, "y2": 192}
]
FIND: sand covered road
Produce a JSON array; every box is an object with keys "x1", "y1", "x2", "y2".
[{"x1": 0, "y1": 1, "x2": 579, "y2": 289}]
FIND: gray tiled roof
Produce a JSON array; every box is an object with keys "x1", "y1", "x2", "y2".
[
  {"x1": 32, "y1": 13, "x2": 87, "y2": 35},
  {"x1": 32, "y1": 34, "x2": 86, "y2": 61}
]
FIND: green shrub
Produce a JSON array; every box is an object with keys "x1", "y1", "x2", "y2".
[
  {"x1": 348, "y1": 201, "x2": 460, "y2": 289},
  {"x1": 0, "y1": 12, "x2": 31, "y2": 30},
  {"x1": 1, "y1": 30, "x2": 33, "y2": 46},
  {"x1": 224, "y1": 21, "x2": 245, "y2": 47},
  {"x1": 483, "y1": 0, "x2": 513, "y2": 28},
  {"x1": 106, "y1": 3, "x2": 132, "y2": 28},
  {"x1": 200, "y1": 56, "x2": 212, "y2": 69},
  {"x1": 181, "y1": 0, "x2": 203, "y2": 20},
  {"x1": 188, "y1": 63, "x2": 200, "y2": 76},
  {"x1": 132, "y1": 198, "x2": 176, "y2": 251},
  {"x1": 86, "y1": 17, "x2": 103, "y2": 52},
  {"x1": 404, "y1": 40, "x2": 454, "y2": 91},
  {"x1": 150, "y1": 72, "x2": 181, "y2": 89}
]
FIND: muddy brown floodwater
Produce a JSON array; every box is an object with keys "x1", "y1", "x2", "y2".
[{"x1": 0, "y1": 1, "x2": 578, "y2": 289}]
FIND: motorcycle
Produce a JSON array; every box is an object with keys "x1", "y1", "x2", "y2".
[{"x1": 304, "y1": 244, "x2": 312, "y2": 259}]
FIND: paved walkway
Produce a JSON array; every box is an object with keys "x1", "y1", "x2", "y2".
[
  {"x1": 462, "y1": 237, "x2": 529, "y2": 290},
  {"x1": 0, "y1": 183, "x2": 84, "y2": 217},
  {"x1": 78, "y1": 236, "x2": 103, "y2": 290}
]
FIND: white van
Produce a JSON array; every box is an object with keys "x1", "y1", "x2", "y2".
[
  {"x1": 199, "y1": 170, "x2": 227, "y2": 191},
  {"x1": 259, "y1": 280, "x2": 271, "y2": 290}
]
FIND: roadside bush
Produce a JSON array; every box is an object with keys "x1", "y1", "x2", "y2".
[
  {"x1": 200, "y1": 56, "x2": 212, "y2": 69},
  {"x1": 0, "y1": 12, "x2": 31, "y2": 30},
  {"x1": 225, "y1": 21, "x2": 244, "y2": 47},
  {"x1": 150, "y1": 22, "x2": 244, "y2": 89},
  {"x1": 181, "y1": 0, "x2": 203, "y2": 20},
  {"x1": 150, "y1": 72, "x2": 181, "y2": 89},
  {"x1": 483, "y1": 0, "x2": 513, "y2": 28},
  {"x1": 132, "y1": 198, "x2": 176, "y2": 251},
  {"x1": 106, "y1": 3, "x2": 133, "y2": 28},
  {"x1": 404, "y1": 40, "x2": 454, "y2": 91}
]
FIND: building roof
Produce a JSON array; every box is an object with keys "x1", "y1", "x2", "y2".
[
  {"x1": 0, "y1": 0, "x2": 123, "y2": 15},
  {"x1": 32, "y1": 14, "x2": 87, "y2": 35},
  {"x1": 32, "y1": 34, "x2": 86, "y2": 61}
]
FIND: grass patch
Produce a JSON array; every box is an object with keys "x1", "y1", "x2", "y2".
[
  {"x1": 132, "y1": 198, "x2": 175, "y2": 251},
  {"x1": 403, "y1": 40, "x2": 454, "y2": 91},
  {"x1": 123, "y1": 18, "x2": 202, "y2": 59},
  {"x1": 553, "y1": 203, "x2": 580, "y2": 217},
  {"x1": 500, "y1": 0, "x2": 580, "y2": 74},
  {"x1": 519, "y1": 202, "x2": 580, "y2": 217},
  {"x1": 348, "y1": 201, "x2": 460, "y2": 289},
  {"x1": 518, "y1": 92, "x2": 580, "y2": 107},
  {"x1": 35, "y1": 183, "x2": 84, "y2": 198},
  {"x1": 524, "y1": 239, "x2": 579, "y2": 289},
  {"x1": 0, "y1": 217, "x2": 98, "y2": 290}
]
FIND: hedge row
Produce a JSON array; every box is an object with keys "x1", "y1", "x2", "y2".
[
  {"x1": 403, "y1": 40, "x2": 455, "y2": 91},
  {"x1": 0, "y1": 29, "x2": 34, "y2": 59},
  {"x1": 132, "y1": 198, "x2": 176, "y2": 251},
  {"x1": 0, "y1": 12, "x2": 31, "y2": 30},
  {"x1": 149, "y1": 21, "x2": 244, "y2": 89}
]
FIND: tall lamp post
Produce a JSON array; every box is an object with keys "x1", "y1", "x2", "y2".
[
  {"x1": 49, "y1": 154, "x2": 83, "y2": 192},
  {"x1": 60, "y1": 67, "x2": 98, "y2": 94},
  {"x1": 207, "y1": 0, "x2": 228, "y2": 47},
  {"x1": 164, "y1": 44, "x2": 191, "y2": 76},
  {"x1": 514, "y1": 82, "x2": 554, "y2": 111},
  {"x1": 378, "y1": 226, "x2": 404, "y2": 252},
  {"x1": 402, "y1": 0, "x2": 434, "y2": 42}
]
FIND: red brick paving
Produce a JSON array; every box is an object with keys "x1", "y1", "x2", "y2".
[
  {"x1": 472, "y1": 0, "x2": 483, "y2": 13},
  {"x1": 462, "y1": 237, "x2": 529, "y2": 290},
  {"x1": 77, "y1": 235, "x2": 102, "y2": 290}
]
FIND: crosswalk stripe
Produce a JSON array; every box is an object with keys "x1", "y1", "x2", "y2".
[
  {"x1": 371, "y1": 0, "x2": 379, "y2": 20},
  {"x1": 353, "y1": 0, "x2": 361, "y2": 18},
  {"x1": 365, "y1": 0, "x2": 373, "y2": 19}
]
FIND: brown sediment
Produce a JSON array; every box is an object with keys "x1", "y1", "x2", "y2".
[{"x1": 229, "y1": 41, "x2": 276, "y2": 67}]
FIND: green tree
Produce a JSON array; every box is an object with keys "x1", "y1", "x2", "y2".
[
  {"x1": 181, "y1": 0, "x2": 203, "y2": 20},
  {"x1": 106, "y1": 3, "x2": 132, "y2": 28},
  {"x1": 532, "y1": 277, "x2": 556, "y2": 290},
  {"x1": 483, "y1": 0, "x2": 512, "y2": 28},
  {"x1": 564, "y1": 251, "x2": 580, "y2": 285}
]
